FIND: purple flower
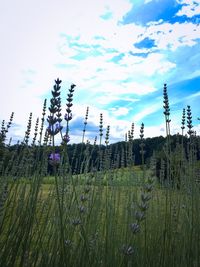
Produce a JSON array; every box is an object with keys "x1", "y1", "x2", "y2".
[
  {"x1": 72, "y1": 218, "x2": 81, "y2": 226},
  {"x1": 130, "y1": 223, "x2": 140, "y2": 234},
  {"x1": 55, "y1": 123, "x2": 62, "y2": 130},
  {"x1": 121, "y1": 245, "x2": 134, "y2": 256},
  {"x1": 47, "y1": 125, "x2": 52, "y2": 134},
  {"x1": 55, "y1": 123, "x2": 63, "y2": 134},
  {"x1": 64, "y1": 113, "x2": 72, "y2": 121},
  {"x1": 63, "y1": 134, "x2": 70, "y2": 143},
  {"x1": 47, "y1": 125, "x2": 51, "y2": 130},
  {"x1": 49, "y1": 153, "x2": 60, "y2": 164},
  {"x1": 79, "y1": 206, "x2": 86, "y2": 213}
]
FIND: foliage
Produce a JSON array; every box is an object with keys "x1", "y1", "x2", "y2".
[{"x1": 0, "y1": 81, "x2": 200, "y2": 267}]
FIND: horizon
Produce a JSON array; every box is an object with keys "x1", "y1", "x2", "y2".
[{"x1": 0, "y1": 0, "x2": 200, "y2": 144}]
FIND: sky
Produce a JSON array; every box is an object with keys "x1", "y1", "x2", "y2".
[{"x1": 0, "y1": 0, "x2": 200, "y2": 144}]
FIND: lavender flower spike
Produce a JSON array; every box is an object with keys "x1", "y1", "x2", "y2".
[
  {"x1": 49, "y1": 153, "x2": 60, "y2": 165},
  {"x1": 63, "y1": 134, "x2": 70, "y2": 143}
]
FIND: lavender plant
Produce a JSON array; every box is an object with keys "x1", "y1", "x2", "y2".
[
  {"x1": 0, "y1": 78, "x2": 200, "y2": 267},
  {"x1": 38, "y1": 99, "x2": 47, "y2": 145},
  {"x1": 47, "y1": 78, "x2": 63, "y2": 140},
  {"x1": 139, "y1": 122, "x2": 145, "y2": 173},
  {"x1": 82, "y1": 106, "x2": 89, "y2": 144},
  {"x1": 64, "y1": 83, "x2": 76, "y2": 143}
]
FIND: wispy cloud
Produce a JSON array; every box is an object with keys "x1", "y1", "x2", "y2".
[{"x1": 133, "y1": 103, "x2": 162, "y2": 123}]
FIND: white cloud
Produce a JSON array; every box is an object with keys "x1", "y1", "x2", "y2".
[
  {"x1": 185, "y1": 90, "x2": 200, "y2": 100},
  {"x1": 143, "y1": 22, "x2": 200, "y2": 51},
  {"x1": 134, "y1": 121, "x2": 200, "y2": 140},
  {"x1": 183, "y1": 69, "x2": 200, "y2": 80},
  {"x1": 109, "y1": 107, "x2": 130, "y2": 116},
  {"x1": 96, "y1": 95, "x2": 139, "y2": 105},
  {"x1": 71, "y1": 103, "x2": 133, "y2": 143},
  {"x1": 176, "y1": 0, "x2": 200, "y2": 18},
  {"x1": 133, "y1": 102, "x2": 162, "y2": 122},
  {"x1": 89, "y1": 81, "x2": 156, "y2": 96},
  {"x1": 140, "y1": 124, "x2": 166, "y2": 138},
  {"x1": 121, "y1": 53, "x2": 176, "y2": 75}
]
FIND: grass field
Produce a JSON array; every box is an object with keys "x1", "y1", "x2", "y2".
[
  {"x1": 0, "y1": 164, "x2": 200, "y2": 267},
  {"x1": 0, "y1": 82, "x2": 200, "y2": 266}
]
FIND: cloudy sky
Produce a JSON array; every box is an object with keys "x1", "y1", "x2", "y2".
[{"x1": 0, "y1": 0, "x2": 200, "y2": 144}]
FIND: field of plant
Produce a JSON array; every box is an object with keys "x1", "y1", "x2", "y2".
[{"x1": 0, "y1": 80, "x2": 199, "y2": 267}]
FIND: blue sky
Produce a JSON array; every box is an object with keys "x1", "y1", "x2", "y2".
[{"x1": 0, "y1": 0, "x2": 200, "y2": 144}]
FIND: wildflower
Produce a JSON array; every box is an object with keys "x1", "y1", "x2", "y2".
[
  {"x1": 99, "y1": 113, "x2": 103, "y2": 146},
  {"x1": 139, "y1": 123, "x2": 145, "y2": 168},
  {"x1": 55, "y1": 122, "x2": 62, "y2": 131},
  {"x1": 54, "y1": 122, "x2": 63, "y2": 135},
  {"x1": 47, "y1": 79, "x2": 63, "y2": 136},
  {"x1": 143, "y1": 184, "x2": 153, "y2": 192},
  {"x1": 23, "y1": 113, "x2": 32, "y2": 145},
  {"x1": 64, "y1": 113, "x2": 72, "y2": 121},
  {"x1": 163, "y1": 83, "x2": 171, "y2": 136},
  {"x1": 181, "y1": 108, "x2": 186, "y2": 133},
  {"x1": 121, "y1": 245, "x2": 134, "y2": 256},
  {"x1": 65, "y1": 84, "x2": 76, "y2": 137},
  {"x1": 80, "y1": 195, "x2": 87, "y2": 202},
  {"x1": 0, "y1": 112, "x2": 14, "y2": 144},
  {"x1": 79, "y1": 206, "x2": 86, "y2": 213},
  {"x1": 141, "y1": 192, "x2": 151, "y2": 202},
  {"x1": 72, "y1": 218, "x2": 81, "y2": 226},
  {"x1": 135, "y1": 211, "x2": 145, "y2": 221},
  {"x1": 49, "y1": 153, "x2": 60, "y2": 165},
  {"x1": 105, "y1": 125, "x2": 110, "y2": 146},
  {"x1": 65, "y1": 239, "x2": 73, "y2": 247},
  {"x1": 163, "y1": 84, "x2": 170, "y2": 118},
  {"x1": 130, "y1": 223, "x2": 140, "y2": 234},
  {"x1": 82, "y1": 106, "x2": 89, "y2": 143},
  {"x1": 32, "y1": 117, "x2": 39, "y2": 146},
  {"x1": 139, "y1": 123, "x2": 144, "y2": 140},
  {"x1": 63, "y1": 134, "x2": 70, "y2": 143},
  {"x1": 39, "y1": 99, "x2": 47, "y2": 145},
  {"x1": 138, "y1": 202, "x2": 149, "y2": 211},
  {"x1": 187, "y1": 105, "x2": 193, "y2": 137},
  {"x1": 94, "y1": 136, "x2": 97, "y2": 145}
]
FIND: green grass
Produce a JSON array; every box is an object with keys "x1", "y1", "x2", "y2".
[
  {"x1": 1, "y1": 81, "x2": 200, "y2": 266},
  {"x1": 0, "y1": 166, "x2": 200, "y2": 267}
]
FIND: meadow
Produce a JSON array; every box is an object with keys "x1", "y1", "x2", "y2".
[{"x1": 0, "y1": 80, "x2": 199, "y2": 267}]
